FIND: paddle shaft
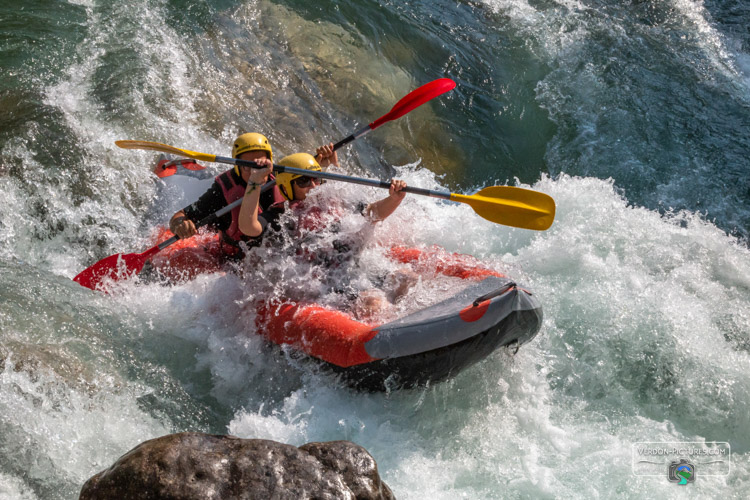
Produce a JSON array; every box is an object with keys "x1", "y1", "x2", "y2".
[
  {"x1": 332, "y1": 124, "x2": 373, "y2": 151},
  {"x1": 244, "y1": 160, "x2": 452, "y2": 200},
  {"x1": 157, "y1": 180, "x2": 276, "y2": 250}
]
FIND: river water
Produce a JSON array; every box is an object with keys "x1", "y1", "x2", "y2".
[{"x1": 1, "y1": 0, "x2": 749, "y2": 498}]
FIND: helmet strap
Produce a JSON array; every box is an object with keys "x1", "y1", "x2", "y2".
[{"x1": 280, "y1": 183, "x2": 293, "y2": 201}]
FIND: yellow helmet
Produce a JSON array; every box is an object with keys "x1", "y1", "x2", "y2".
[
  {"x1": 276, "y1": 153, "x2": 322, "y2": 201},
  {"x1": 232, "y1": 132, "x2": 273, "y2": 162}
]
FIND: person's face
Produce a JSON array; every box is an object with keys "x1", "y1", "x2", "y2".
[
  {"x1": 291, "y1": 175, "x2": 322, "y2": 201},
  {"x1": 238, "y1": 150, "x2": 270, "y2": 182}
]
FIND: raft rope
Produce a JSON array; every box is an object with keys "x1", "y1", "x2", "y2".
[{"x1": 472, "y1": 282, "x2": 517, "y2": 307}]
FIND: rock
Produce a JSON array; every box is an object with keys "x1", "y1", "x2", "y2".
[{"x1": 80, "y1": 432, "x2": 394, "y2": 500}]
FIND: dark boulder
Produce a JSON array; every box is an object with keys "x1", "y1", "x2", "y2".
[{"x1": 80, "y1": 432, "x2": 394, "y2": 500}]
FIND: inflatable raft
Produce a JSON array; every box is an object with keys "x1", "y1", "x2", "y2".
[
  {"x1": 252, "y1": 246, "x2": 542, "y2": 391},
  {"x1": 148, "y1": 229, "x2": 542, "y2": 390},
  {"x1": 150, "y1": 159, "x2": 543, "y2": 390}
]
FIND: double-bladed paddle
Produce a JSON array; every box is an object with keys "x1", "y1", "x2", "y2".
[
  {"x1": 116, "y1": 144, "x2": 556, "y2": 231},
  {"x1": 74, "y1": 78, "x2": 458, "y2": 290}
]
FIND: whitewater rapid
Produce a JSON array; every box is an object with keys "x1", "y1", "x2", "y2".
[{"x1": 2, "y1": 0, "x2": 750, "y2": 498}]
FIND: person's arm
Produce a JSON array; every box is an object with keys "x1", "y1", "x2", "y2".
[
  {"x1": 365, "y1": 179, "x2": 407, "y2": 222},
  {"x1": 168, "y1": 182, "x2": 227, "y2": 238},
  {"x1": 238, "y1": 160, "x2": 274, "y2": 237}
]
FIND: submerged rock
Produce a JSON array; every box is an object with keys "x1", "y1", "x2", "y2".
[{"x1": 80, "y1": 432, "x2": 394, "y2": 500}]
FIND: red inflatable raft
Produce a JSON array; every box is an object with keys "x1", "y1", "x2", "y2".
[
  {"x1": 253, "y1": 245, "x2": 542, "y2": 390},
  {"x1": 146, "y1": 158, "x2": 542, "y2": 390},
  {"x1": 148, "y1": 227, "x2": 543, "y2": 391}
]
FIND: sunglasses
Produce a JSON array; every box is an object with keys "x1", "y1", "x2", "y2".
[{"x1": 293, "y1": 175, "x2": 325, "y2": 188}]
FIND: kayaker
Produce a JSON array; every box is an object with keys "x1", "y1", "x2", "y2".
[
  {"x1": 167, "y1": 133, "x2": 275, "y2": 257},
  {"x1": 238, "y1": 146, "x2": 414, "y2": 318},
  {"x1": 238, "y1": 144, "x2": 407, "y2": 238}
]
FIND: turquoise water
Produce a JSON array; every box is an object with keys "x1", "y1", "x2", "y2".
[{"x1": 1, "y1": 0, "x2": 749, "y2": 498}]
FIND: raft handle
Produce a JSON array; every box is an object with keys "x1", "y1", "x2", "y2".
[
  {"x1": 472, "y1": 282, "x2": 516, "y2": 307},
  {"x1": 506, "y1": 340, "x2": 520, "y2": 356},
  {"x1": 163, "y1": 158, "x2": 201, "y2": 169}
]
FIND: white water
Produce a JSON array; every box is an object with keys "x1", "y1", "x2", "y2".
[
  {"x1": 484, "y1": 0, "x2": 750, "y2": 239},
  {"x1": 2, "y1": 0, "x2": 750, "y2": 498},
  {"x1": 3, "y1": 168, "x2": 749, "y2": 498}
]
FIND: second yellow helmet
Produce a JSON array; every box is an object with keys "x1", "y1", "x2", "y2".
[{"x1": 276, "y1": 153, "x2": 322, "y2": 200}]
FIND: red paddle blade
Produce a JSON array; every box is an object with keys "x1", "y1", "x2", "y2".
[
  {"x1": 369, "y1": 78, "x2": 456, "y2": 130},
  {"x1": 73, "y1": 246, "x2": 158, "y2": 290}
]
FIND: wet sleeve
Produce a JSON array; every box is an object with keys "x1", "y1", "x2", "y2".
[
  {"x1": 182, "y1": 182, "x2": 232, "y2": 232},
  {"x1": 355, "y1": 201, "x2": 368, "y2": 216}
]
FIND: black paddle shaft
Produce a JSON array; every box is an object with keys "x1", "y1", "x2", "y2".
[
  {"x1": 331, "y1": 124, "x2": 372, "y2": 151},
  {"x1": 156, "y1": 180, "x2": 277, "y2": 250},
  {"x1": 229, "y1": 157, "x2": 453, "y2": 202}
]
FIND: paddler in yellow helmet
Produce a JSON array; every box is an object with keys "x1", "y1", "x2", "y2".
[
  {"x1": 237, "y1": 143, "x2": 412, "y2": 320},
  {"x1": 238, "y1": 143, "x2": 408, "y2": 238},
  {"x1": 168, "y1": 132, "x2": 278, "y2": 260}
]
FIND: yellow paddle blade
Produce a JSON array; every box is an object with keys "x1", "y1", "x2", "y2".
[
  {"x1": 451, "y1": 186, "x2": 556, "y2": 230},
  {"x1": 115, "y1": 140, "x2": 217, "y2": 162}
]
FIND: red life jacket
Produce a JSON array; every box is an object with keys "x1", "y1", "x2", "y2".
[{"x1": 215, "y1": 169, "x2": 285, "y2": 254}]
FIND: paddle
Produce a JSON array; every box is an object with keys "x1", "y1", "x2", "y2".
[
  {"x1": 72, "y1": 192, "x2": 254, "y2": 290},
  {"x1": 116, "y1": 78, "x2": 457, "y2": 163},
  {"x1": 114, "y1": 142, "x2": 556, "y2": 231},
  {"x1": 239, "y1": 161, "x2": 555, "y2": 231},
  {"x1": 75, "y1": 78, "x2": 457, "y2": 290}
]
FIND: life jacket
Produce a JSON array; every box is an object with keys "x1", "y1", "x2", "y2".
[{"x1": 215, "y1": 168, "x2": 285, "y2": 255}]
